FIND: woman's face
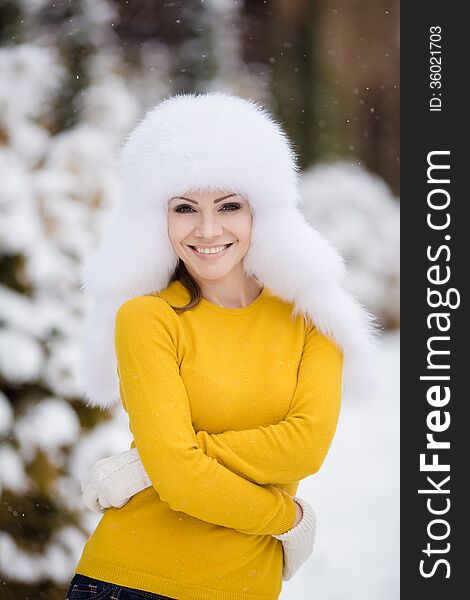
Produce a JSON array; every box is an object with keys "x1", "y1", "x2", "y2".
[{"x1": 167, "y1": 190, "x2": 253, "y2": 282}]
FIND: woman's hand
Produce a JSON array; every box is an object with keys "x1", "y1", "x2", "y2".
[
  {"x1": 81, "y1": 447, "x2": 152, "y2": 513},
  {"x1": 293, "y1": 499, "x2": 303, "y2": 527},
  {"x1": 272, "y1": 495, "x2": 317, "y2": 581}
]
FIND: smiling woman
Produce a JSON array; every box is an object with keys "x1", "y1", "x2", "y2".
[{"x1": 75, "y1": 91, "x2": 377, "y2": 600}]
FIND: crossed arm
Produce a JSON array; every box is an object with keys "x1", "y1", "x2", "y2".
[
  {"x1": 114, "y1": 296, "x2": 297, "y2": 536},
  {"x1": 195, "y1": 324, "x2": 343, "y2": 485},
  {"x1": 129, "y1": 322, "x2": 343, "y2": 486},
  {"x1": 114, "y1": 296, "x2": 342, "y2": 535}
]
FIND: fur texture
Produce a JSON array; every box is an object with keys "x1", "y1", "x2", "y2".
[{"x1": 79, "y1": 92, "x2": 379, "y2": 410}]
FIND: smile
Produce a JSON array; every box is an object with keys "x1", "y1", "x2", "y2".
[{"x1": 187, "y1": 243, "x2": 234, "y2": 260}]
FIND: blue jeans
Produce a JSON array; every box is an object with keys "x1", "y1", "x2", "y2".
[{"x1": 66, "y1": 574, "x2": 176, "y2": 599}]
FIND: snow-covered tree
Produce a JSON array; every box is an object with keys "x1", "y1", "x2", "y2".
[
  {"x1": 0, "y1": 25, "x2": 143, "y2": 600},
  {"x1": 300, "y1": 161, "x2": 399, "y2": 329}
]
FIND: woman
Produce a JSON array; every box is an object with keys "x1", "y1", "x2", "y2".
[{"x1": 67, "y1": 93, "x2": 376, "y2": 600}]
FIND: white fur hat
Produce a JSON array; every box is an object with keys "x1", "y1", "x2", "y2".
[{"x1": 79, "y1": 91, "x2": 379, "y2": 410}]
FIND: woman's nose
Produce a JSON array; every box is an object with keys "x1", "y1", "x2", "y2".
[{"x1": 194, "y1": 212, "x2": 224, "y2": 238}]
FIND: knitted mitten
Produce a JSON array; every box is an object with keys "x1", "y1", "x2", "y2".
[
  {"x1": 81, "y1": 447, "x2": 152, "y2": 513},
  {"x1": 272, "y1": 495, "x2": 317, "y2": 581}
]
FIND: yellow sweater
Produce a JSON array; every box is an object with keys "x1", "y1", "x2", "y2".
[{"x1": 74, "y1": 280, "x2": 343, "y2": 600}]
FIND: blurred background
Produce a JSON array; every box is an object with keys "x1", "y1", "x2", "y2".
[{"x1": 0, "y1": 1, "x2": 399, "y2": 599}]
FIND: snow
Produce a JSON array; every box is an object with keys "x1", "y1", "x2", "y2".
[
  {"x1": 0, "y1": 44, "x2": 64, "y2": 124},
  {"x1": 14, "y1": 397, "x2": 81, "y2": 465},
  {"x1": 301, "y1": 162, "x2": 400, "y2": 329},
  {"x1": 0, "y1": 327, "x2": 44, "y2": 384},
  {"x1": 0, "y1": 152, "x2": 42, "y2": 253},
  {"x1": 43, "y1": 337, "x2": 84, "y2": 398},
  {"x1": 79, "y1": 77, "x2": 141, "y2": 136},
  {"x1": 0, "y1": 532, "x2": 45, "y2": 582},
  {"x1": 0, "y1": 525, "x2": 89, "y2": 585},
  {"x1": 0, "y1": 444, "x2": 29, "y2": 494}
]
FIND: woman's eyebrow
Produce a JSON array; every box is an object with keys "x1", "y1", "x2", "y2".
[{"x1": 170, "y1": 193, "x2": 238, "y2": 205}]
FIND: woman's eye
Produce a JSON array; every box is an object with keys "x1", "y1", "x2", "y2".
[
  {"x1": 174, "y1": 204, "x2": 195, "y2": 213},
  {"x1": 220, "y1": 203, "x2": 241, "y2": 211}
]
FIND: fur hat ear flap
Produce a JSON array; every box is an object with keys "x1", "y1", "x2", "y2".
[
  {"x1": 81, "y1": 206, "x2": 179, "y2": 299},
  {"x1": 243, "y1": 205, "x2": 380, "y2": 400},
  {"x1": 243, "y1": 206, "x2": 346, "y2": 297},
  {"x1": 77, "y1": 294, "x2": 125, "y2": 410}
]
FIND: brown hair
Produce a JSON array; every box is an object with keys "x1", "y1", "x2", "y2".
[{"x1": 166, "y1": 259, "x2": 202, "y2": 313}]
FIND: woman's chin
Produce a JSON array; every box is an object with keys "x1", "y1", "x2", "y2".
[
  {"x1": 183, "y1": 258, "x2": 242, "y2": 282},
  {"x1": 191, "y1": 265, "x2": 234, "y2": 281}
]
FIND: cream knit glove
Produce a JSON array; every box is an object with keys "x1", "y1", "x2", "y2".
[
  {"x1": 81, "y1": 447, "x2": 152, "y2": 514},
  {"x1": 272, "y1": 495, "x2": 317, "y2": 581}
]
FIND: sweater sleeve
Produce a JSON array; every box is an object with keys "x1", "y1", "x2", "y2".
[
  {"x1": 114, "y1": 295, "x2": 297, "y2": 536},
  {"x1": 195, "y1": 326, "x2": 343, "y2": 485}
]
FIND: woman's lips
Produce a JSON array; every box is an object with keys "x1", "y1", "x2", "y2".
[{"x1": 187, "y1": 243, "x2": 234, "y2": 261}]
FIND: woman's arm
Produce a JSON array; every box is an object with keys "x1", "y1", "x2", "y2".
[
  {"x1": 195, "y1": 326, "x2": 343, "y2": 485},
  {"x1": 96, "y1": 324, "x2": 341, "y2": 511},
  {"x1": 114, "y1": 295, "x2": 296, "y2": 536}
]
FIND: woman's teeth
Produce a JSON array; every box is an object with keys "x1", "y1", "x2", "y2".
[{"x1": 192, "y1": 243, "x2": 232, "y2": 255}]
